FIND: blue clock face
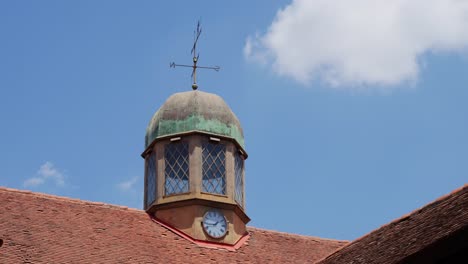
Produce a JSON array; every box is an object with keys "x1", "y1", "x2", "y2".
[{"x1": 202, "y1": 210, "x2": 227, "y2": 238}]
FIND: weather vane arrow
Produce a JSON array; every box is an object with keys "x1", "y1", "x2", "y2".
[{"x1": 170, "y1": 21, "x2": 220, "y2": 90}]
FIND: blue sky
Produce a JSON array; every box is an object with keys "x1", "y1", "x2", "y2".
[{"x1": 1, "y1": 1, "x2": 467, "y2": 240}]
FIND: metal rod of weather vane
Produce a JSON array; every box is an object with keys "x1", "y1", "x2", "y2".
[
  {"x1": 169, "y1": 21, "x2": 220, "y2": 90},
  {"x1": 193, "y1": 56, "x2": 198, "y2": 88}
]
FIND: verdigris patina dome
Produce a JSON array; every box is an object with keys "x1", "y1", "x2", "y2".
[{"x1": 145, "y1": 90, "x2": 244, "y2": 149}]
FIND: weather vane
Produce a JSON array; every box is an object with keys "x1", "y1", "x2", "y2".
[{"x1": 170, "y1": 21, "x2": 220, "y2": 90}]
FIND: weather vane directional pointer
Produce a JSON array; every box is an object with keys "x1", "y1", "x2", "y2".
[{"x1": 170, "y1": 21, "x2": 220, "y2": 90}]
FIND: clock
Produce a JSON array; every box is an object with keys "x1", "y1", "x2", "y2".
[{"x1": 202, "y1": 210, "x2": 228, "y2": 238}]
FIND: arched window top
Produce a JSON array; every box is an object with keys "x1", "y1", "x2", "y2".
[{"x1": 202, "y1": 142, "x2": 226, "y2": 195}]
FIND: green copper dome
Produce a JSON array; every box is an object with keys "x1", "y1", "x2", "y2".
[{"x1": 145, "y1": 90, "x2": 244, "y2": 149}]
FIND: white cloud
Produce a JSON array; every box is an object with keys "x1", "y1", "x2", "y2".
[
  {"x1": 245, "y1": 0, "x2": 468, "y2": 88},
  {"x1": 24, "y1": 162, "x2": 65, "y2": 187},
  {"x1": 116, "y1": 177, "x2": 138, "y2": 192},
  {"x1": 23, "y1": 177, "x2": 45, "y2": 187}
]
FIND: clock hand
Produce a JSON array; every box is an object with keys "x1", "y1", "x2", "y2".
[{"x1": 204, "y1": 219, "x2": 217, "y2": 225}]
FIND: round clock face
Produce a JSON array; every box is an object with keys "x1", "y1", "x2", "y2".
[{"x1": 202, "y1": 210, "x2": 228, "y2": 238}]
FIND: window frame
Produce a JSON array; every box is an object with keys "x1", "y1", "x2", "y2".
[
  {"x1": 145, "y1": 151, "x2": 157, "y2": 208},
  {"x1": 234, "y1": 150, "x2": 245, "y2": 207},
  {"x1": 164, "y1": 140, "x2": 190, "y2": 196},
  {"x1": 201, "y1": 140, "x2": 227, "y2": 196}
]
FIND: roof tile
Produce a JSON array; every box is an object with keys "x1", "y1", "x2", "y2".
[
  {"x1": 0, "y1": 187, "x2": 347, "y2": 263},
  {"x1": 317, "y1": 185, "x2": 468, "y2": 264}
]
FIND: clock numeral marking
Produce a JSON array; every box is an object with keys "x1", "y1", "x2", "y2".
[{"x1": 203, "y1": 210, "x2": 227, "y2": 238}]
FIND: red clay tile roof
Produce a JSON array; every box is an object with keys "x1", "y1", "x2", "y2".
[
  {"x1": 317, "y1": 185, "x2": 468, "y2": 264},
  {"x1": 0, "y1": 187, "x2": 347, "y2": 263}
]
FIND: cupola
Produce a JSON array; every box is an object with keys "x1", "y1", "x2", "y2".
[{"x1": 142, "y1": 90, "x2": 249, "y2": 246}]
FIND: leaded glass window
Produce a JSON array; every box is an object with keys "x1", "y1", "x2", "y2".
[
  {"x1": 234, "y1": 152, "x2": 244, "y2": 206},
  {"x1": 146, "y1": 151, "x2": 157, "y2": 208},
  {"x1": 164, "y1": 142, "x2": 189, "y2": 195},
  {"x1": 202, "y1": 142, "x2": 226, "y2": 195}
]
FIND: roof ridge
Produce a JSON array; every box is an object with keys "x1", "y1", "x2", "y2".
[
  {"x1": 0, "y1": 186, "x2": 144, "y2": 213},
  {"x1": 361, "y1": 184, "x2": 468, "y2": 238},
  {"x1": 0, "y1": 186, "x2": 347, "y2": 244},
  {"x1": 316, "y1": 184, "x2": 468, "y2": 263},
  {"x1": 247, "y1": 226, "x2": 349, "y2": 243}
]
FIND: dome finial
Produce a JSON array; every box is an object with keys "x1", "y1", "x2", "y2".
[{"x1": 169, "y1": 21, "x2": 220, "y2": 91}]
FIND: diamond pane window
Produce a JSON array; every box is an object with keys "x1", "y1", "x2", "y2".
[
  {"x1": 145, "y1": 151, "x2": 157, "y2": 208},
  {"x1": 234, "y1": 152, "x2": 244, "y2": 206},
  {"x1": 202, "y1": 142, "x2": 226, "y2": 195},
  {"x1": 165, "y1": 142, "x2": 189, "y2": 195}
]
